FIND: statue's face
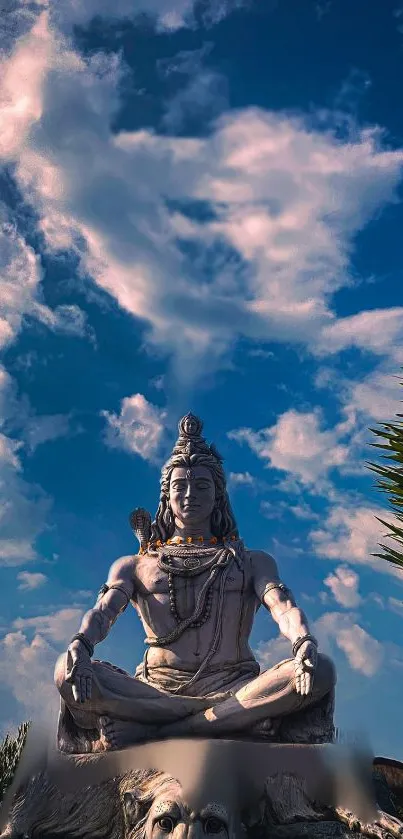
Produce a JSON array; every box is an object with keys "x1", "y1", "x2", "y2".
[
  {"x1": 169, "y1": 466, "x2": 216, "y2": 527},
  {"x1": 145, "y1": 784, "x2": 230, "y2": 839}
]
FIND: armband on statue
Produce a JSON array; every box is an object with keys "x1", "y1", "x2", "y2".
[
  {"x1": 96, "y1": 581, "x2": 130, "y2": 613},
  {"x1": 292, "y1": 634, "x2": 318, "y2": 657},
  {"x1": 262, "y1": 581, "x2": 292, "y2": 601},
  {"x1": 97, "y1": 583, "x2": 109, "y2": 601},
  {"x1": 70, "y1": 633, "x2": 94, "y2": 657}
]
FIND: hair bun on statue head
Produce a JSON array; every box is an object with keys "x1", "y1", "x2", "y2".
[
  {"x1": 173, "y1": 413, "x2": 224, "y2": 464},
  {"x1": 178, "y1": 413, "x2": 203, "y2": 439}
]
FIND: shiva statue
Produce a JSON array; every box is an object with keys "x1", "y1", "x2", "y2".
[{"x1": 54, "y1": 414, "x2": 336, "y2": 752}]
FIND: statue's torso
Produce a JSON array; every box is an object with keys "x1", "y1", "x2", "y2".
[{"x1": 130, "y1": 547, "x2": 260, "y2": 672}]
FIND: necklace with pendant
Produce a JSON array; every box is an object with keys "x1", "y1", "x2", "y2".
[{"x1": 157, "y1": 545, "x2": 230, "y2": 627}]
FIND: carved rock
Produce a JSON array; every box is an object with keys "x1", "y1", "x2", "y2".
[{"x1": 2, "y1": 753, "x2": 402, "y2": 839}]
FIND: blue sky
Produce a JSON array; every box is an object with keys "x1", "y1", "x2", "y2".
[{"x1": 1, "y1": 0, "x2": 403, "y2": 757}]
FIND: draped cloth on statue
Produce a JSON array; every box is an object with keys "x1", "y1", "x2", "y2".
[{"x1": 55, "y1": 655, "x2": 335, "y2": 753}]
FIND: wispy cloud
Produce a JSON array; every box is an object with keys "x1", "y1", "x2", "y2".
[
  {"x1": 2, "y1": 9, "x2": 403, "y2": 383},
  {"x1": 51, "y1": 0, "x2": 246, "y2": 34},
  {"x1": 12, "y1": 608, "x2": 83, "y2": 643},
  {"x1": 388, "y1": 597, "x2": 403, "y2": 616},
  {"x1": 0, "y1": 430, "x2": 51, "y2": 567},
  {"x1": 17, "y1": 571, "x2": 48, "y2": 590},
  {"x1": 0, "y1": 607, "x2": 83, "y2": 728},
  {"x1": 315, "y1": 611, "x2": 383, "y2": 677},
  {"x1": 0, "y1": 365, "x2": 59, "y2": 567},
  {"x1": 102, "y1": 393, "x2": 167, "y2": 463},
  {"x1": 255, "y1": 609, "x2": 383, "y2": 678},
  {"x1": 310, "y1": 503, "x2": 400, "y2": 576},
  {"x1": 23, "y1": 413, "x2": 72, "y2": 453},
  {"x1": 158, "y1": 44, "x2": 228, "y2": 131},
  {"x1": 317, "y1": 308, "x2": 403, "y2": 363},
  {"x1": 228, "y1": 409, "x2": 353, "y2": 486},
  {"x1": 0, "y1": 630, "x2": 60, "y2": 730},
  {"x1": 323, "y1": 565, "x2": 361, "y2": 608},
  {"x1": 228, "y1": 471, "x2": 255, "y2": 486}
]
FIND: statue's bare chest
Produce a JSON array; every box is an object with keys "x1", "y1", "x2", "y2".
[
  {"x1": 133, "y1": 552, "x2": 250, "y2": 602},
  {"x1": 131, "y1": 550, "x2": 258, "y2": 656}
]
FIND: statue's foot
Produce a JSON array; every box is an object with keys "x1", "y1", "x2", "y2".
[
  {"x1": 249, "y1": 717, "x2": 280, "y2": 741},
  {"x1": 99, "y1": 716, "x2": 155, "y2": 750}
]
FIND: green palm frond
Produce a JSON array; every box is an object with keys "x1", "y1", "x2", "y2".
[
  {"x1": 0, "y1": 721, "x2": 31, "y2": 804},
  {"x1": 367, "y1": 378, "x2": 403, "y2": 569}
]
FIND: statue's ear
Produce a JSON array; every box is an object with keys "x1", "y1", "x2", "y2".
[{"x1": 123, "y1": 790, "x2": 148, "y2": 826}]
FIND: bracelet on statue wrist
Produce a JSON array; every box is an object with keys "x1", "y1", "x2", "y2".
[
  {"x1": 70, "y1": 633, "x2": 94, "y2": 657},
  {"x1": 292, "y1": 634, "x2": 318, "y2": 657}
]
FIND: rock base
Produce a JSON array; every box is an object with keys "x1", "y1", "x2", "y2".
[{"x1": 2, "y1": 749, "x2": 402, "y2": 839}]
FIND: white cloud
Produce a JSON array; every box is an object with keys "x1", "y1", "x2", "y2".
[
  {"x1": 313, "y1": 363, "x2": 402, "y2": 483},
  {"x1": 0, "y1": 12, "x2": 51, "y2": 162},
  {"x1": 318, "y1": 308, "x2": 403, "y2": 362},
  {"x1": 259, "y1": 500, "x2": 282, "y2": 520},
  {"x1": 0, "y1": 213, "x2": 42, "y2": 350},
  {"x1": 255, "y1": 610, "x2": 383, "y2": 677},
  {"x1": 0, "y1": 607, "x2": 83, "y2": 728},
  {"x1": 0, "y1": 539, "x2": 37, "y2": 564},
  {"x1": 323, "y1": 565, "x2": 361, "y2": 608},
  {"x1": 51, "y1": 0, "x2": 245, "y2": 34},
  {"x1": 288, "y1": 501, "x2": 319, "y2": 520},
  {"x1": 35, "y1": 303, "x2": 92, "y2": 340},
  {"x1": 102, "y1": 393, "x2": 167, "y2": 463},
  {"x1": 228, "y1": 409, "x2": 351, "y2": 485},
  {"x1": 2, "y1": 9, "x2": 403, "y2": 381},
  {"x1": 388, "y1": 597, "x2": 403, "y2": 616},
  {"x1": 0, "y1": 206, "x2": 90, "y2": 353},
  {"x1": 344, "y1": 368, "x2": 402, "y2": 423},
  {"x1": 228, "y1": 471, "x2": 255, "y2": 486},
  {"x1": 315, "y1": 612, "x2": 383, "y2": 677},
  {"x1": 13, "y1": 608, "x2": 83, "y2": 643},
  {"x1": 254, "y1": 633, "x2": 290, "y2": 670},
  {"x1": 310, "y1": 504, "x2": 401, "y2": 576},
  {"x1": 0, "y1": 436, "x2": 51, "y2": 567},
  {"x1": 0, "y1": 368, "x2": 53, "y2": 567},
  {"x1": 159, "y1": 45, "x2": 228, "y2": 132},
  {"x1": 0, "y1": 630, "x2": 60, "y2": 727},
  {"x1": 0, "y1": 363, "x2": 76, "y2": 567},
  {"x1": 23, "y1": 413, "x2": 71, "y2": 453},
  {"x1": 17, "y1": 571, "x2": 48, "y2": 590}
]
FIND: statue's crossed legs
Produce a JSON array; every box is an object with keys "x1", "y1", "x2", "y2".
[{"x1": 54, "y1": 653, "x2": 336, "y2": 750}]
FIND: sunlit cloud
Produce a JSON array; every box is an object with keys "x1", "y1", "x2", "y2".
[
  {"x1": 102, "y1": 393, "x2": 167, "y2": 463},
  {"x1": 17, "y1": 571, "x2": 48, "y2": 590},
  {"x1": 323, "y1": 565, "x2": 361, "y2": 608},
  {"x1": 228, "y1": 409, "x2": 352, "y2": 485}
]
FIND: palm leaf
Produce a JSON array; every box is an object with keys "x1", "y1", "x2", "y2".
[
  {"x1": 0, "y1": 721, "x2": 31, "y2": 804},
  {"x1": 367, "y1": 376, "x2": 403, "y2": 568}
]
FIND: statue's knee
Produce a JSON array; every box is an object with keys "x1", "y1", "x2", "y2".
[
  {"x1": 54, "y1": 652, "x2": 68, "y2": 692},
  {"x1": 317, "y1": 653, "x2": 337, "y2": 692}
]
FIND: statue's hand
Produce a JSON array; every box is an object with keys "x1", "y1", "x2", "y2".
[
  {"x1": 66, "y1": 641, "x2": 93, "y2": 703},
  {"x1": 294, "y1": 640, "x2": 318, "y2": 696}
]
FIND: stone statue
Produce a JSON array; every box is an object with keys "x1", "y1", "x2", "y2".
[
  {"x1": 54, "y1": 413, "x2": 336, "y2": 753},
  {"x1": 3, "y1": 735, "x2": 403, "y2": 839}
]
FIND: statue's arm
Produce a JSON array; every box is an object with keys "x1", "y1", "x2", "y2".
[
  {"x1": 250, "y1": 550, "x2": 312, "y2": 646},
  {"x1": 72, "y1": 555, "x2": 136, "y2": 652}
]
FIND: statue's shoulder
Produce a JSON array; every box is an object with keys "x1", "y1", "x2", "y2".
[
  {"x1": 246, "y1": 548, "x2": 279, "y2": 579},
  {"x1": 107, "y1": 554, "x2": 137, "y2": 583}
]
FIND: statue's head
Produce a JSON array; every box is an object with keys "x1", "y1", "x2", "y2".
[
  {"x1": 150, "y1": 414, "x2": 239, "y2": 544},
  {"x1": 124, "y1": 774, "x2": 233, "y2": 839}
]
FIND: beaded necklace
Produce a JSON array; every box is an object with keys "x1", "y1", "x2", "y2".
[
  {"x1": 156, "y1": 544, "x2": 226, "y2": 629},
  {"x1": 143, "y1": 541, "x2": 238, "y2": 695}
]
